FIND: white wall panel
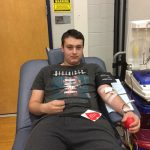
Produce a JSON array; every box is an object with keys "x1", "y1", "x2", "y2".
[
  {"x1": 73, "y1": 0, "x2": 88, "y2": 56},
  {"x1": 101, "y1": 0, "x2": 114, "y2": 4},
  {"x1": 88, "y1": 5, "x2": 102, "y2": 19},
  {"x1": 89, "y1": 17, "x2": 114, "y2": 33},
  {"x1": 88, "y1": 0, "x2": 114, "y2": 72},
  {"x1": 89, "y1": 33, "x2": 113, "y2": 47},
  {"x1": 88, "y1": 45, "x2": 113, "y2": 70},
  {"x1": 88, "y1": 0, "x2": 102, "y2": 5},
  {"x1": 101, "y1": 4, "x2": 114, "y2": 18}
]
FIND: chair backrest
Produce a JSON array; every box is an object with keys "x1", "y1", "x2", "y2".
[
  {"x1": 17, "y1": 49, "x2": 106, "y2": 129},
  {"x1": 17, "y1": 49, "x2": 107, "y2": 131},
  {"x1": 13, "y1": 49, "x2": 107, "y2": 150}
]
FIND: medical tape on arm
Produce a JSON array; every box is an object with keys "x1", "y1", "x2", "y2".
[
  {"x1": 106, "y1": 92, "x2": 117, "y2": 104},
  {"x1": 99, "y1": 86, "x2": 118, "y2": 104}
]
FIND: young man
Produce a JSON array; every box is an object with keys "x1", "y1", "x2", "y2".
[{"x1": 25, "y1": 29, "x2": 140, "y2": 150}]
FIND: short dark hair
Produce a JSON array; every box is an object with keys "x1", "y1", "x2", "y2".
[{"x1": 61, "y1": 29, "x2": 84, "y2": 47}]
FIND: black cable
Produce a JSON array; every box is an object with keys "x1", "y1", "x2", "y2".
[{"x1": 114, "y1": 0, "x2": 120, "y2": 55}]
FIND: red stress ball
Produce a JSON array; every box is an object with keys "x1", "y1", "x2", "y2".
[{"x1": 124, "y1": 117, "x2": 134, "y2": 129}]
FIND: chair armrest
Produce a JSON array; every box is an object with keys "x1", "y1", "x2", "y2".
[{"x1": 108, "y1": 103, "x2": 141, "y2": 123}]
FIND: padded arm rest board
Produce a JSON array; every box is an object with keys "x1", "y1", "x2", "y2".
[{"x1": 109, "y1": 103, "x2": 141, "y2": 123}]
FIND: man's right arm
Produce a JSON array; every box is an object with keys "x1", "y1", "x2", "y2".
[{"x1": 29, "y1": 90, "x2": 65, "y2": 116}]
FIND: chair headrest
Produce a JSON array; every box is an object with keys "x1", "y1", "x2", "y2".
[
  {"x1": 46, "y1": 48, "x2": 64, "y2": 65},
  {"x1": 46, "y1": 48, "x2": 106, "y2": 72},
  {"x1": 46, "y1": 48, "x2": 85, "y2": 65}
]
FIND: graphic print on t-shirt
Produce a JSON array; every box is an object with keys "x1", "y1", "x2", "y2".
[
  {"x1": 50, "y1": 68, "x2": 91, "y2": 100},
  {"x1": 63, "y1": 76, "x2": 81, "y2": 96}
]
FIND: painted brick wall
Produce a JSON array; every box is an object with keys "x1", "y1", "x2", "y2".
[{"x1": 88, "y1": 0, "x2": 114, "y2": 72}]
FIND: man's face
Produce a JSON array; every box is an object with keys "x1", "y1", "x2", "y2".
[{"x1": 61, "y1": 37, "x2": 84, "y2": 66}]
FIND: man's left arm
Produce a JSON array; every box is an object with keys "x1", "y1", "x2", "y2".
[{"x1": 97, "y1": 84, "x2": 140, "y2": 133}]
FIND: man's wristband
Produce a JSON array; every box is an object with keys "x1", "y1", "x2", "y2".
[{"x1": 121, "y1": 103, "x2": 133, "y2": 115}]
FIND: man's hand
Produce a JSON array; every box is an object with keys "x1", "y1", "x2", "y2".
[
  {"x1": 29, "y1": 90, "x2": 65, "y2": 115},
  {"x1": 122, "y1": 111, "x2": 140, "y2": 133},
  {"x1": 43, "y1": 100, "x2": 65, "y2": 114}
]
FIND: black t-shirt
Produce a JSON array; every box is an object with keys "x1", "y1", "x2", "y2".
[{"x1": 31, "y1": 63, "x2": 111, "y2": 115}]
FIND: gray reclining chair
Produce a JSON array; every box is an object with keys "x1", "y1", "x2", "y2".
[{"x1": 12, "y1": 49, "x2": 140, "y2": 150}]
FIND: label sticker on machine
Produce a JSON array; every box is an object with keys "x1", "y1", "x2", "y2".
[{"x1": 81, "y1": 110, "x2": 102, "y2": 121}]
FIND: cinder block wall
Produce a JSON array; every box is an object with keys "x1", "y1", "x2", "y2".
[{"x1": 88, "y1": 0, "x2": 114, "y2": 72}]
